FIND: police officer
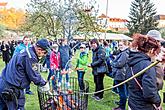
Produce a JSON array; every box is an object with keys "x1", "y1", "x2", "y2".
[{"x1": 0, "y1": 39, "x2": 50, "y2": 110}]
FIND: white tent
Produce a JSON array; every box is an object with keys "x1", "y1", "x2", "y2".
[{"x1": 73, "y1": 32, "x2": 132, "y2": 40}]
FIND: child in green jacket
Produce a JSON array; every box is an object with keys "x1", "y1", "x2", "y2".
[{"x1": 76, "y1": 44, "x2": 88, "y2": 91}]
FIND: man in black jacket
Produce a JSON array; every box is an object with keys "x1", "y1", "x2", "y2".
[{"x1": 88, "y1": 38, "x2": 108, "y2": 101}]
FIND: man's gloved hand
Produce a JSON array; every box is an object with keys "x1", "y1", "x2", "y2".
[{"x1": 39, "y1": 83, "x2": 50, "y2": 92}]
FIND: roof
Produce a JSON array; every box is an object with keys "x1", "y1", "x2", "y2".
[
  {"x1": 109, "y1": 18, "x2": 128, "y2": 22},
  {"x1": 0, "y1": 2, "x2": 7, "y2": 6},
  {"x1": 155, "y1": 15, "x2": 165, "y2": 20},
  {"x1": 98, "y1": 14, "x2": 109, "y2": 18},
  {"x1": 73, "y1": 32, "x2": 132, "y2": 40}
]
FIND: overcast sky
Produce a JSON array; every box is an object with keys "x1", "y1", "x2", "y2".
[{"x1": 1, "y1": 0, "x2": 165, "y2": 19}]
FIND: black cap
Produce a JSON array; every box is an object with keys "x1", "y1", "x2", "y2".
[{"x1": 36, "y1": 39, "x2": 50, "y2": 51}]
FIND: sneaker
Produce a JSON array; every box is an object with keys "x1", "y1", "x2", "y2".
[
  {"x1": 91, "y1": 95, "x2": 96, "y2": 99},
  {"x1": 94, "y1": 96, "x2": 103, "y2": 101},
  {"x1": 26, "y1": 91, "x2": 34, "y2": 95}
]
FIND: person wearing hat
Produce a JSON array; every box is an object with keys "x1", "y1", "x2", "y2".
[
  {"x1": 75, "y1": 44, "x2": 88, "y2": 91},
  {"x1": 49, "y1": 43, "x2": 60, "y2": 91},
  {"x1": 147, "y1": 30, "x2": 164, "y2": 41},
  {"x1": 0, "y1": 38, "x2": 50, "y2": 110},
  {"x1": 147, "y1": 30, "x2": 165, "y2": 104}
]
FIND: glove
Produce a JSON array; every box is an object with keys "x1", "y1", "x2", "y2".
[{"x1": 39, "y1": 83, "x2": 50, "y2": 92}]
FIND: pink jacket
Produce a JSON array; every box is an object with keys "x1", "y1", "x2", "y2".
[{"x1": 50, "y1": 51, "x2": 60, "y2": 70}]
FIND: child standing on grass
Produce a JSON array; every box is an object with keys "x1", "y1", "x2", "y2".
[
  {"x1": 50, "y1": 44, "x2": 60, "y2": 91},
  {"x1": 75, "y1": 44, "x2": 88, "y2": 91}
]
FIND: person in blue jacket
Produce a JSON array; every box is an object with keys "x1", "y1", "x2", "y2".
[
  {"x1": 112, "y1": 41, "x2": 129, "y2": 110},
  {"x1": 13, "y1": 36, "x2": 33, "y2": 95},
  {"x1": 13, "y1": 36, "x2": 31, "y2": 55},
  {"x1": 0, "y1": 38, "x2": 50, "y2": 110},
  {"x1": 126, "y1": 34, "x2": 161, "y2": 110},
  {"x1": 58, "y1": 38, "x2": 72, "y2": 88}
]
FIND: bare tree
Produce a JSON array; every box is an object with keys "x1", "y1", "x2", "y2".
[{"x1": 22, "y1": 0, "x2": 100, "y2": 41}]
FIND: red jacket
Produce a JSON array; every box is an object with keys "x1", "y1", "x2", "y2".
[{"x1": 50, "y1": 51, "x2": 60, "y2": 70}]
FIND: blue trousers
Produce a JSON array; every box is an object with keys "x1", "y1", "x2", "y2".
[
  {"x1": 51, "y1": 70, "x2": 59, "y2": 91},
  {"x1": 47, "y1": 69, "x2": 54, "y2": 81},
  {"x1": 25, "y1": 85, "x2": 30, "y2": 92},
  {"x1": 0, "y1": 78, "x2": 25, "y2": 110},
  {"x1": 115, "y1": 80, "x2": 128, "y2": 110},
  {"x1": 58, "y1": 72, "x2": 69, "y2": 83},
  {"x1": 77, "y1": 71, "x2": 85, "y2": 90}
]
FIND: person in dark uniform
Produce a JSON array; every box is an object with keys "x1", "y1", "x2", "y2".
[
  {"x1": 0, "y1": 39, "x2": 50, "y2": 110},
  {"x1": 1, "y1": 41, "x2": 10, "y2": 65}
]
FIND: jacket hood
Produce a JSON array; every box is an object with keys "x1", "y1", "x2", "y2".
[{"x1": 128, "y1": 50, "x2": 151, "y2": 67}]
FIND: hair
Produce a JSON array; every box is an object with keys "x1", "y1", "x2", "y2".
[
  {"x1": 61, "y1": 38, "x2": 67, "y2": 42},
  {"x1": 23, "y1": 36, "x2": 28, "y2": 40},
  {"x1": 122, "y1": 40, "x2": 129, "y2": 46},
  {"x1": 103, "y1": 40, "x2": 109, "y2": 46},
  {"x1": 90, "y1": 38, "x2": 99, "y2": 46},
  {"x1": 131, "y1": 34, "x2": 160, "y2": 54}
]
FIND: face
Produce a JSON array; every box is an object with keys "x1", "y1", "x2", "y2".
[
  {"x1": 62, "y1": 39, "x2": 67, "y2": 45},
  {"x1": 118, "y1": 42, "x2": 125, "y2": 51},
  {"x1": 80, "y1": 47, "x2": 85, "y2": 52},
  {"x1": 23, "y1": 37, "x2": 30, "y2": 45},
  {"x1": 36, "y1": 47, "x2": 47, "y2": 58},
  {"x1": 53, "y1": 47, "x2": 58, "y2": 52},
  {"x1": 91, "y1": 42, "x2": 97, "y2": 50}
]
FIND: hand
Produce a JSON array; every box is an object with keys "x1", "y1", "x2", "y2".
[
  {"x1": 156, "y1": 47, "x2": 165, "y2": 62},
  {"x1": 61, "y1": 69, "x2": 68, "y2": 75},
  {"x1": 157, "y1": 106, "x2": 162, "y2": 110},
  {"x1": 87, "y1": 64, "x2": 91, "y2": 67},
  {"x1": 39, "y1": 83, "x2": 50, "y2": 92},
  {"x1": 68, "y1": 68, "x2": 72, "y2": 73}
]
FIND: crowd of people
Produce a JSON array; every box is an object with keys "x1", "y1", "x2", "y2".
[{"x1": 0, "y1": 29, "x2": 165, "y2": 110}]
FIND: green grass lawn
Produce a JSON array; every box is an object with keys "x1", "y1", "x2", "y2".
[{"x1": 0, "y1": 50, "x2": 164, "y2": 110}]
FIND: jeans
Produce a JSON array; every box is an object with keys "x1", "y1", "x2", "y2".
[
  {"x1": 77, "y1": 71, "x2": 85, "y2": 90},
  {"x1": 115, "y1": 80, "x2": 128, "y2": 110},
  {"x1": 25, "y1": 85, "x2": 31, "y2": 92},
  {"x1": 94, "y1": 74, "x2": 105, "y2": 99},
  {"x1": 58, "y1": 72, "x2": 69, "y2": 83},
  {"x1": 47, "y1": 69, "x2": 54, "y2": 81},
  {"x1": 112, "y1": 80, "x2": 119, "y2": 94},
  {"x1": 51, "y1": 70, "x2": 59, "y2": 90}
]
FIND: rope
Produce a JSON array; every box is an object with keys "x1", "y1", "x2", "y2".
[
  {"x1": 64, "y1": 42, "x2": 81, "y2": 70},
  {"x1": 78, "y1": 60, "x2": 159, "y2": 95}
]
